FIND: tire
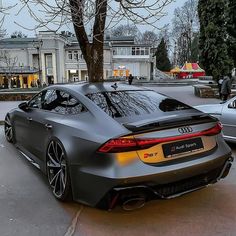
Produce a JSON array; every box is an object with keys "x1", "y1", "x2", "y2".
[
  {"x1": 4, "y1": 114, "x2": 15, "y2": 143},
  {"x1": 46, "y1": 139, "x2": 72, "y2": 201}
]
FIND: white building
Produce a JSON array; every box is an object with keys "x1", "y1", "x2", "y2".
[
  {"x1": 0, "y1": 31, "x2": 154, "y2": 88},
  {"x1": 110, "y1": 36, "x2": 151, "y2": 79}
]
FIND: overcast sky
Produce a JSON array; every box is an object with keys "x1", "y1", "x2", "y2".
[{"x1": 2, "y1": 0, "x2": 186, "y2": 37}]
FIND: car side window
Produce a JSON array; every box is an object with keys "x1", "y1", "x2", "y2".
[
  {"x1": 42, "y1": 89, "x2": 86, "y2": 115},
  {"x1": 228, "y1": 100, "x2": 236, "y2": 109},
  {"x1": 66, "y1": 95, "x2": 86, "y2": 115},
  {"x1": 42, "y1": 90, "x2": 67, "y2": 114},
  {"x1": 28, "y1": 91, "x2": 46, "y2": 109}
]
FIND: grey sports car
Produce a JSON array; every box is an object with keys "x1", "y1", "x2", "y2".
[
  {"x1": 195, "y1": 96, "x2": 236, "y2": 143},
  {"x1": 4, "y1": 82, "x2": 233, "y2": 210}
]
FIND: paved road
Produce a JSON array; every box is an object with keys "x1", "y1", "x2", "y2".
[
  {"x1": 144, "y1": 85, "x2": 220, "y2": 106},
  {"x1": 0, "y1": 126, "x2": 235, "y2": 236},
  {"x1": 0, "y1": 101, "x2": 21, "y2": 122},
  {"x1": 0, "y1": 86, "x2": 235, "y2": 236}
]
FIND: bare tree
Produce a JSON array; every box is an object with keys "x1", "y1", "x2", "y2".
[
  {"x1": 0, "y1": 1, "x2": 16, "y2": 38},
  {"x1": 15, "y1": 0, "x2": 174, "y2": 82},
  {"x1": 171, "y1": 0, "x2": 199, "y2": 66},
  {"x1": 11, "y1": 31, "x2": 28, "y2": 38},
  {"x1": 110, "y1": 24, "x2": 139, "y2": 38},
  {"x1": 60, "y1": 30, "x2": 75, "y2": 37},
  {"x1": 158, "y1": 25, "x2": 170, "y2": 49},
  {"x1": 0, "y1": 50, "x2": 18, "y2": 88},
  {"x1": 141, "y1": 30, "x2": 159, "y2": 46}
]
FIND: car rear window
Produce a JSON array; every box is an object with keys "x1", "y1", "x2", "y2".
[{"x1": 86, "y1": 90, "x2": 191, "y2": 118}]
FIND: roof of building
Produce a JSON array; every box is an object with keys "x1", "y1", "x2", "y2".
[{"x1": 181, "y1": 62, "x2": 205, "y2": 72}]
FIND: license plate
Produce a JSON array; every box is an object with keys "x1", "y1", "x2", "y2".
[{"x1": 163, "y1": 138, "x2": 204, "y2": 158}]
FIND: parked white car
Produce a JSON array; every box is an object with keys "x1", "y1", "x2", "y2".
[{"x1": 195, "y1": 97, "x2": 236, "y2": 143}]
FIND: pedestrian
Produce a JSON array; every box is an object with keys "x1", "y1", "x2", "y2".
[
  {"x1": 221, "y1": 75, "x2": 231, "y2": 103},
  {"x1": 128, "y1": 74, "x2": 133, "y2": 85},
  {"x1": 37, "y1": 79, "x2": 41, "y2": 88},
  {"x1": 218, "y1": 76, "x2": 223, "y2": 99}
]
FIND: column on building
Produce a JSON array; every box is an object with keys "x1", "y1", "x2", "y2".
[
  {"x1": 52, "y1": 52, "x2": 57, "y2": 83},
  {"x1": 41, "y1": 51, "x2": 46, "y2": 84}
]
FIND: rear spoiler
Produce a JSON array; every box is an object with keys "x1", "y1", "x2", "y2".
[{"x1": 123, "y1": 113, "x2": 216, "y2": 132}]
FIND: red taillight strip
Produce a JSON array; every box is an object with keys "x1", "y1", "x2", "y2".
[{"x1": 98, "y1": 123, "x2": 222, "y2": 153}]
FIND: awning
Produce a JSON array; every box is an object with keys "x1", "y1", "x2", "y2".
[
  {"x1": 181, "y1": 62, "x2": 205, "y2": 72},
  {"x1": 170, "y1": 66, "x2": 180, "y2": 73}
]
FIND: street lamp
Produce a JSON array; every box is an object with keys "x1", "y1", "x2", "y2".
[{"x1": 33, "y1": 39, "x2": 43, "y2": 86}]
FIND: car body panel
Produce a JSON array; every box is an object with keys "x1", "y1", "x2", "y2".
[
  {"x1": 70, "y1": 135, "x2": 231, "y2": 206},
  {"x1": 195, "y1": 96, "x2": 236, "y2": 143},
  {"x1": 5, "y1": 82, "x2": 233, "y2": 208}
]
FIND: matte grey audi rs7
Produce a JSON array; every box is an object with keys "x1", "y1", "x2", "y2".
[{"x1": 4, "y1": 82, "x2": 233, "y2": 209}]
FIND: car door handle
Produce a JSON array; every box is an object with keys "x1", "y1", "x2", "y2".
[
  {"x1": 27, "y1": 117, "x2": 33, "y2": 122},
  {"x1": 45, "y1": 124, "x2": 53, "y2": 130}
]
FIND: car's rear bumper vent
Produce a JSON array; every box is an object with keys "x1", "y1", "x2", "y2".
[
  {"x1": 153, "y1": 156, "x2": 233, "y2": 198},
  {"x1": 97, "y1": 157, "x2": 233, "y2": 210},
  {"x1": 152, "y1": 168, "x2": 219, "y2": 198}
]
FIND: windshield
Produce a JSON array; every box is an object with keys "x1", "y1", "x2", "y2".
[{"x1": 86, "y1": 90, "x2": 191, "y2": 118}]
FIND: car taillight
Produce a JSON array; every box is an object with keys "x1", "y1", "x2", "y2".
[
  {"x1": 199, "y1": 122, "x2": 222, "y2": 136},
  {"x1": 98, "y1": 138, "x2": 138, "y2": 153},
  {"x1": 98, "y1": 122, "x2": 222, "y2": 153}
]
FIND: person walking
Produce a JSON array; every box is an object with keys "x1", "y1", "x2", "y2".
[
  {"x1": 218, "y1": 76, "x2": 223, "y2": 99},
  {"x1": 221, "y1": 75, "x2": 231, "y2": 102},
  {"x1": 128, "y1": 74, "x2": 133, "y2": 85}
]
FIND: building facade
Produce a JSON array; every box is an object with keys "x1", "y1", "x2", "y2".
[{"x1": 0, "y1": 31, "x2": 153, "y2": 88}]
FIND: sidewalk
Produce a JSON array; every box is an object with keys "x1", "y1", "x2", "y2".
[
  {"x1": 0, "y1": 101, "x2": 21, "y2": 124},
  {"x1": 144, "y1": 85, "x2": 220, "y2": 106}
]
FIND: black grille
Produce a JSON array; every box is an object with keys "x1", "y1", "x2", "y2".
[{"x1": 153, "y1": 166, "x2": 221, "y2": 197}]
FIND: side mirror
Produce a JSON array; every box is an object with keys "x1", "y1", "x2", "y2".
[
  {"x1": 18, "y1": 102, "x2": 30, "y2": 111},
  {"x1": 228, "y1": 101, "x2": 236, "y2": 109}
]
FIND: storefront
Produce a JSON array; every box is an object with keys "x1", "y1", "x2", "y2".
[{"x1": 0, "y1": 67, "x2": 39, "y2": 89}]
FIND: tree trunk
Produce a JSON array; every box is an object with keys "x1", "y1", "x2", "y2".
[
  {"x1": 70, "y1": 0, "x2": 107, "y2": 83},
  {"x1": 86, "y1": 44, "x2": 104, "y2": 82}
]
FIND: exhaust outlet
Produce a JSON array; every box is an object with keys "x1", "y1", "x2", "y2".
[{"x1": 122, "y1": 196, "x2": 146, "y2": 211}]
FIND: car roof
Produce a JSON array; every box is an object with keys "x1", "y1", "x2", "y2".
[{"x1": 46, "y1": 82, "x2": 148, "y2": 95}]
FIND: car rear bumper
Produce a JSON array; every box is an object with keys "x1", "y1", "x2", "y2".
[{"x1": 69, "y1": 145, "x2": 233, "y2": 208}]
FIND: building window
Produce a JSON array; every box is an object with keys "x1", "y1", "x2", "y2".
[
  {"x1": 140, "y1": 48, "x2": 145, "y2": 55},
  {"x1": 68, "y1": 51, "x2": 73, "y2": 60},
  {"x1": 45, "y1": 54, "x2": 53, "y2": 75},
  {"x1": 113, "y1": 47, "x2": 132, "y2": 56},
  {"x1": 113, "y1": 47, "x2": 149, "y2": 56},
  {"x1": 46, "y1": 54, "x2": 52, "y2": 67},
  {"x1": 74, "y1": 51, "x2": 78, "y2": 61},
  {"x1": 132, "y1": 47, "x2": 135, "y2": 55},
  {"x1": 136, "y1": 47, "x2": 140, "y2": 55}
]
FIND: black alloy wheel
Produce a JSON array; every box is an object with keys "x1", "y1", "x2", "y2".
[
  {"x1": 46, "y1": 140, "x2": 72, "y2": 201},
  {"x1": 4, "y1": 115, "x2": 14, "y2": 143}
]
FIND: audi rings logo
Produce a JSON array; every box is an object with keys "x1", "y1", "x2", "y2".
[{"x1": 178, "y1": 126, "x2": 193, "y2": 134}]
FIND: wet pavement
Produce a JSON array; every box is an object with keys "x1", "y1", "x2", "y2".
[
  {"x1": 0, "y1": 85, "x2": 235, "y2": 236},
  {"x1": 0, "y1": 126, "x2": 235, "y2": 236},
  {"x1": 0, "y1": 101, "x2": 21, "y2": 123}
]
